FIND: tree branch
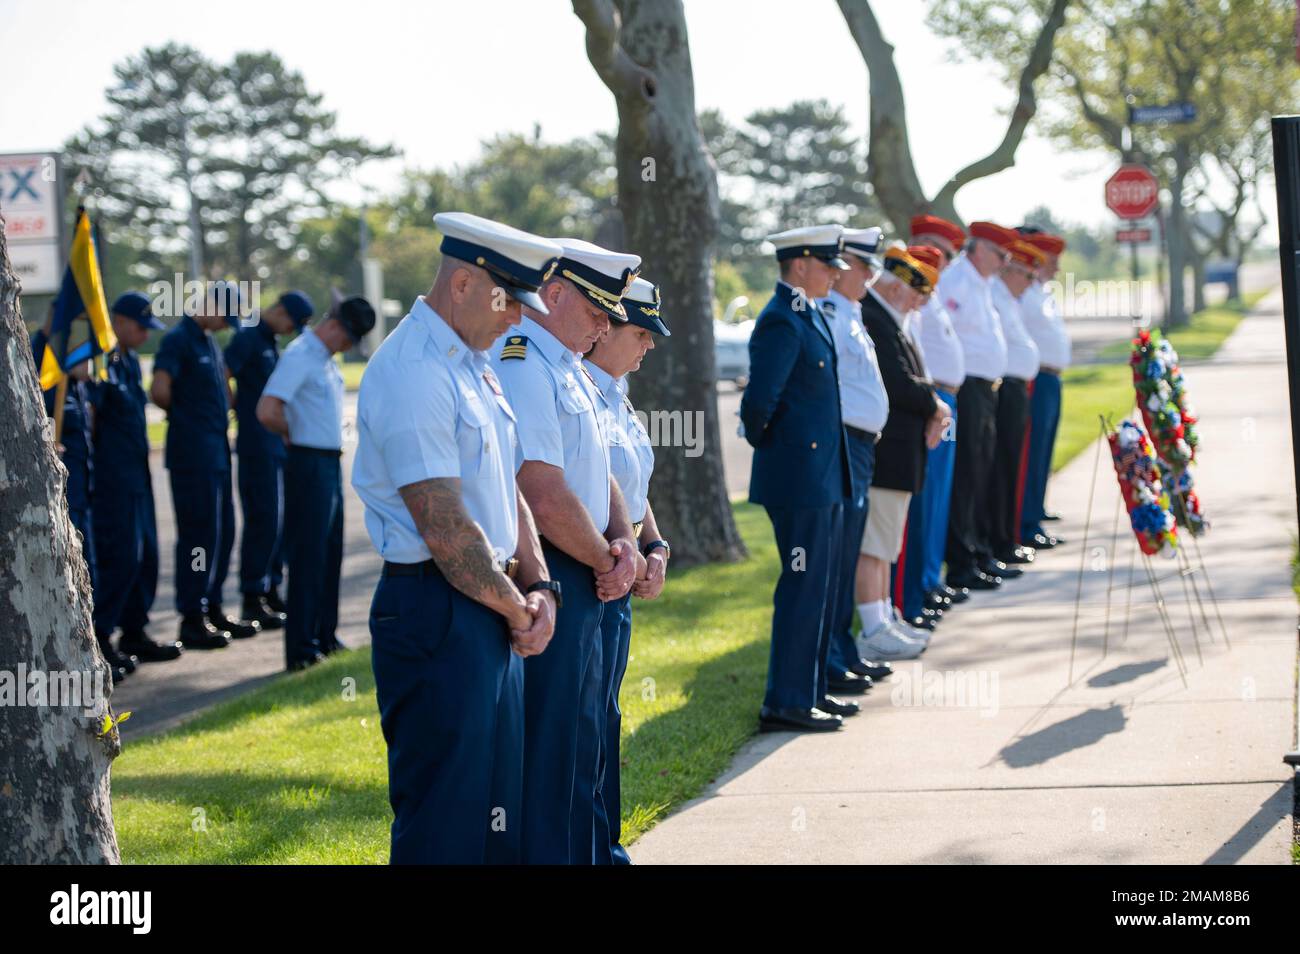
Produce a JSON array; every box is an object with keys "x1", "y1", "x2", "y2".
[
  {"x1": 572, "y1": 0, "x2": 655, "y2": 101},
  {"x1": 932, "y1": 0, "x2": 1072, "y2": 211},
  {"x1": 836, "y1": 0, "x2": 928, "y2": 226}
]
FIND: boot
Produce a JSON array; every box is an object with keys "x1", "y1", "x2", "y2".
[{"x1": 119, "y1": 628, "x2": 184, "y2": 662}]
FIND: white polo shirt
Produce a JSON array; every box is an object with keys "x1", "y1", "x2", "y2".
[
  {"x1": 990, "y1": 276, "x2": 1041, "y2": 382},
  {"x1": 914, "y1": 294, "x2": 966, "y2": 391},
  {"x1": 937, "y1": 253, "x2": 1006, "y2": 381},
  {"x1": 1021, "y1": 281, "x2": 1072, "y2": 370}
]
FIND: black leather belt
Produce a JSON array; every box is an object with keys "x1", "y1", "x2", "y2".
[
  {"x1": 845, "y1": 425, "x2": 880, "y2": 444},
  {"x1": 289, "y1": 444, "x2": 343, "y2": 457},
  {"x1": 384, "y1": 557, "x2": 518, "y2": 579}
]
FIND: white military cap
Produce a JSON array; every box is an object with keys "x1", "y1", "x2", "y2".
[
  {"x1": 841, "y1": 226, "x2": 884, "y2": 266},
  {"x1": 766, "y1": 224, "x2": 850, "y2": 269},
  {"x1": 550, "y1": 237, "x2": 642, "y2": 321},
  {"x1": 434, "y1": 211, "x2": 564, "y2": 313},
  {"x1": 622, "y1": 276, "x2": 670, "y2": 337}
]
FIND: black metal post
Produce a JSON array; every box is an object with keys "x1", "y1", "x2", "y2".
[{"x1": 1268, "y1": 115, "x2": 1300, "y2": 768}]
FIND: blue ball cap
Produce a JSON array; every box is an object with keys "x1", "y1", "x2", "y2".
[
  {"x1": 206, "y1": 281, "x2": 243, "y2": 328},
  {"x1": 110, "y1": 291, "x2": 165, "y2": 330},
  {"x1": 277, "y1": 290, "x2": 315, "y2": 328}
]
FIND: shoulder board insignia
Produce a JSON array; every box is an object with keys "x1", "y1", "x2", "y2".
[{"x1": 500, "y1": 335, "x2": 529, "y2": 360}]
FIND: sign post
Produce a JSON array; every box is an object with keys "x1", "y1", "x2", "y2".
[
  {"x1": 1107, "y1": 163, "x2": 1160, "y2": 306},
  {"x1": 0, "y1": 152, "x2": 64, "y2": 296}
]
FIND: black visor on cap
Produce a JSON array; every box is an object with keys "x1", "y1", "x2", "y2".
[{"x1": 624, "y1": 291, "x2": 670, "y2": 336}]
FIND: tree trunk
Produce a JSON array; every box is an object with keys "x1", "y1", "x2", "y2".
[
  {"x1": 0, "y1": 217, "x2": 122, "y2": 863},
  {"x1": 572, "y1": 0, "x2": 745, "y2": 566},
  {"x1": 1190, "y1": 246, "x2": 1207, "y2": 313}
]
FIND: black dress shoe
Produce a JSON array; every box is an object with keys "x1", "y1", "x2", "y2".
[
  {"x1": 320, "y1": 635, "x2": 347, "y2": 655},
  {"x1": 179, "y1": 614, "x2": 231, "y2": 650},
  {"x1": 996, "y1": 546, "x2": 1035, "y2": 565},
  {"x1": 948, "y1": 568, "x2": 1001, "y2": 590},
  {"x1": 1030, "y1": 532, "x2": 1062, "y2": 548},
  {"x1": 97, "y1": 633, "x2": 138, "y2": 674},
  {"x1": 828, "y1": 670, "x2": 873, "y2": 695},
  {"x1": 208, "y1": 606, "x2": 261, "y2": 640},
  {"x1": 924, "y1": 590, "x2": 952, "y2": 612},
  {"x1": 818, "y1": 695, "x2": 860, "y2": 717},
  {"x1": 242, "y1": 594, "x2": 285, "y2": 631},
  {"x1": 908, "y1": 614, "x2": 937, "y2": 632},
  {"x1": 119, "y1": 629, "x2": 184, "y2": 662},
  {"x1": 847, "y1": 658, "x2": 893, "y2": 680},
  {"x1": 941, "y1": 584, "x2": 970, "y2": 604},
  {"x1": 287, "y1": 652, "x2": 326, "y2": 672},
  {"x1": 265, "y1": 585, "x2": 287, "y2": 614},
  {"x1": 980, "y1": 559, "x2": 1022, "y2": 579},
  {"x1": 106, "y1": 663, "x2": 128, "y2": 685},
  {"x1": 758, "y1": 706, "x2": 843, "y2": 733}
]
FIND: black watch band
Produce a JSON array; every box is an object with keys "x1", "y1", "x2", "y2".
[
  {"x1": 526, "y1": 579, "x2": 563, "y2": 609},
  {"x1": 642, "y1": 539, "x2": 670, "y2": 558}
]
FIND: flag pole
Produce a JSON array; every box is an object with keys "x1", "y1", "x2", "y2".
[{"x1": 52, "y1": 376, "x2": 68, "y2": 446}]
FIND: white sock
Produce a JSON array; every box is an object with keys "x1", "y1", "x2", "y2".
[{"x1": 858, "y1": 600, "x2": 889, "y2": 632}]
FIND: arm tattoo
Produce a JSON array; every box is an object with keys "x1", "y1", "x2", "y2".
[{"x1": 399, "y1": 477, "x2": 519, "y2": 611}]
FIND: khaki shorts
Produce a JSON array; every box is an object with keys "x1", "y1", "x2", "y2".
[{"x1": 861, "y1": 487, "x2": 912, "y2": 560}]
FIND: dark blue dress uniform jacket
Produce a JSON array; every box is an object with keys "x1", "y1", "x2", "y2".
[
  {"x1": 860, "y1": 293, "x2": 937, "y2": 495},
  {"x1": 741, "y1": 282, "x2": 851, "y2": 507}
]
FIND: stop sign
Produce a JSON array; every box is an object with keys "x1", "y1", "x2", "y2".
[{"x1": 1105, "y1": 164, "x2": 1159, "y2": 219}]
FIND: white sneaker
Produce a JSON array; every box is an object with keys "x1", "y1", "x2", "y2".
[
  {"x1": 856, "y1": 621, "x2": 925, "y2": 660},
  {"x1": 891, "y1": 610, "x2": 932, "y2": 645}
]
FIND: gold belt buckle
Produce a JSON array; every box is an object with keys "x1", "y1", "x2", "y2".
[
  {"x1": 991, "y1": 377, "x2": 1003, "y2": 392},
  {"x1": 505, "y1": 557, "x2": 519, "y2": 580},
  {"x1": 632, "y1": 521, "x2": 644, "y2": 539}
]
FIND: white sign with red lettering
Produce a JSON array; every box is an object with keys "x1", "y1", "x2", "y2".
[{"x1": 0, "y1": 152, "x2": 62, "y2": 294}]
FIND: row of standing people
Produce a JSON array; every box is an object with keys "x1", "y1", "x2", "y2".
[
  {"x1": 42, "y1": 286, "x2": 375, "y2": 683},
  {"x1": 740, "y1": 215, "x2": 1071, "y2": 733},
  {"x1": 353, "y1": 212, "x2": 672, "y2": 864}
]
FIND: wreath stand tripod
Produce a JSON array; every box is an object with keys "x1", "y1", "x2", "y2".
[{"x1": 1067, "y1": 416, "x2": 1232, "y2": 687}]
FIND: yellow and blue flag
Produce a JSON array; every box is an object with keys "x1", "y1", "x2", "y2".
[{"x1": 35, "y1": 207, "x2": 116, "y2": 390}]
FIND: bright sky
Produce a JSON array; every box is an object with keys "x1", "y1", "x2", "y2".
[{"x1": 0, "y1": 0, "x2": 1180, "y2": 234}]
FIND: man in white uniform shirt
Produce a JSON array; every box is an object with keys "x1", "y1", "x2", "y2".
[
  {"x1": 897, "y1": 224, "x2": 969, "y2": 623},
  {"x1": 816, "y1": 226, "x2": 894, "y2": 691},
  {"x1": 352, "y1": 212, "x2": 561, "y2": 865},
  {"x1": 986, "y1": 242, "x2": 1044, "y2": 570},
  {"x1": 938, "y1": 220, "x2": 1014, "y2": 591},
  {"x1": 258, "y1": 293, "x2": 375, "y2": 671},
  {"x1": 1016, "y1": 229, "x2": 1071, "y2": 550},
  {"x1": 492, "y1": 237, "x2": 641, "y2": 864}
]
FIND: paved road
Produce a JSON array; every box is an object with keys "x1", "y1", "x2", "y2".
[{"x1": 631, "y1": 290, "x2": 1297, "y2": 864}]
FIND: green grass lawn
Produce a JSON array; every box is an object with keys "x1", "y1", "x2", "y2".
[
  {"x1": 110, "y1": 504, "x2": 778, "y2": 863},
  {"x1": 1053, "y1": 291, "x2": 1268, "y2": 472}
]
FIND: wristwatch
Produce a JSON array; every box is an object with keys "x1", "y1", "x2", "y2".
[
  {"x1": 525, "y1": 579, "x2": 563, "y2": 609},
  {"x1": 642, "y1": 539, "x2": 671, "y2": 558}
]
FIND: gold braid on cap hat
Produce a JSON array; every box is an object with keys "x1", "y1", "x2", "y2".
[{"x1": 561, "y1": 267, "x2": 632, "y2": 315}]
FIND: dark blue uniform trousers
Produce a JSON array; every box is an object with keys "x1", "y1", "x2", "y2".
[
  {"x1": 237, "y1": 450, "x2": 285, "y2": 594},
  {"x1": 763, "y1": 503, "x2": 844, "y2": 711},
  {"x1": 92, "y1": 490, "x2": 159, "y2": 637},
  {"x1": 1021, "y1": 370, "x2": 1062, "y2": 540},
  {"x1": 169, "y1": 467, "x2": 234, "y2": 615},
  {"x1": 901, "y1": 389, "x2": 959, "y2": 617},
  {"x1": 283, "y1": 447, "x2": 344, "y2": 664},
  {"x1": 370, "y1": 564, "x2": 521, "y2": 864},
  {"x1": 522, "y1": 543, "x2": 604, "y2": 864},
  {"x1": 593, "y1": 592, "x2": 632, "y2": 865},
  {"x1": 828, "y1": 434, "x2": 875, "y2": 673}
]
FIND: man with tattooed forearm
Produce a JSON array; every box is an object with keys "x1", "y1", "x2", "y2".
[
  {"x1": 492, "y1": 238, "x2": 643, "y2": 865},
  {"x1": 352, "y1": 213, "x2": 565, "y2": 865}
]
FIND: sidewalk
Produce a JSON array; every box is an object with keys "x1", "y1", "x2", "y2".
[{"x1": 631, "y1": 291, "x2": 1298, "y2": 864}]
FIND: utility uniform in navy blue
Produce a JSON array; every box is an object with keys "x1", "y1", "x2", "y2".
[
  {"x1": 87, "y1": 346, "x2": 159, "y2": 638},
  {"x1": 154, "y1": 315, "x2": 235, "y2": 616},
  {"x1": 740, "y1": 282, "x2": 852, "y2": 711},
  {"x1": 224, "y1": 321, "x2": 286, "y2": 598},
  {"x1": 46, "y1": 380, "x2": 97, "y2": 591}
]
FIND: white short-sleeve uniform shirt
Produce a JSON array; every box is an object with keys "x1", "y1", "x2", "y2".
[{"x1": 352, "y1": 297, "x2": 520, "y2": 565}]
